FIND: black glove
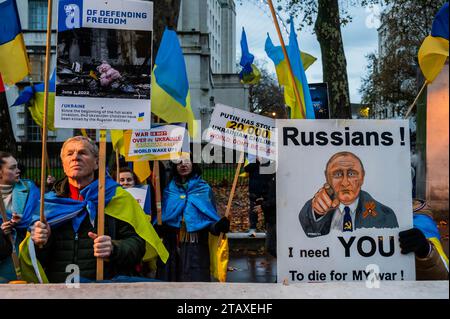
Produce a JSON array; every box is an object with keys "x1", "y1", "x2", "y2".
[
  {"x1": 210, "y1": 217, "x2": 230, "y2": 235},
  {"x1": 399, "y1": 228, "x2": 430, "y2": 258}
]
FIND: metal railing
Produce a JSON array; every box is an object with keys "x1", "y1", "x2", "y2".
[{"x1": 15, "y1": 142, "x2": 248, "y2": 187}]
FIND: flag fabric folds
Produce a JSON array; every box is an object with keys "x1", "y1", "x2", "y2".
[
  {"x1": 413, "y1": 214, "x2": 449, "y2": 271},
  {"x1": 111, "y1": 130, "x2": 126, "y2": 156},
  {"x1": 0, "y1": 0, "x2": 31, "y2": 85},
  {"x1": 239, "y1": 28, "x2": 261, "y2": 85},
  {"x1": 151, "y1": 28, "x2": 197, "y2": 137},
  {"x1": 11, "y1": 69, "x2": 56, "y2": 130},
  {"x1": 265, "y1": 21, "x2": 316, "y2": 119},
  {"x1": 131, "y1": 161, "x2": 152, "y2": 186},
  {"x1": 418, "y1": 2, "x2": 449, "y2": 83},
  {"x1": 287, "y1": 20, "x2": 315, "y2": 119}
]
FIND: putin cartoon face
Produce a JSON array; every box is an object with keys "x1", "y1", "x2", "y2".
[{"x1": 325, "y1": 153, "x2": 365, "y2": 206}]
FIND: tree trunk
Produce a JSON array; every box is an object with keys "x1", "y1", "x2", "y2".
[
  {"x1": 315, "y1": 0, "x2": 351, "y2": 119},
  {"x1": 0, "y1": 77, "x2": 17, "y2": 154},
  {"x1": 152, "y1": 0, "x2": 182, "y2": 65}
]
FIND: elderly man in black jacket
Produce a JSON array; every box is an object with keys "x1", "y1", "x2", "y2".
[{"x1": 30, "y1": 136, "x2": 146, "y2": 283}]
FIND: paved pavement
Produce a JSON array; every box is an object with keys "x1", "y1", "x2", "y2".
[
  {"x1": 227, "y1": 232, "x2": 277, "y2": 283},
  {"x1": 1, "y1": 281, "x2": 447, "y2": 299}
]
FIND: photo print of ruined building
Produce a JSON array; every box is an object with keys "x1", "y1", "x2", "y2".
[{"x1": 56, "y1": 28, "x2": 152, "y2": 99}]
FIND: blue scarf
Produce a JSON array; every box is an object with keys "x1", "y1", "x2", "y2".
[
  {"x1": 160, "y1": 175, "x2": 220, "y2": 232},
  {"x1": 31, "y1": 177, "x2": 119, "y2": 232},
  {"x1": 1, "y1": 179, "x2": 39, "y2": 230}
]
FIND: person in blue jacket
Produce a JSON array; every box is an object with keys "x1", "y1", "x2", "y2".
[
  {"x1": 155, "y1": 154, "x2": 230, "y2": 282},
  {"x1": 0, "y1": 151, "x2": 39, "y2": 282}
]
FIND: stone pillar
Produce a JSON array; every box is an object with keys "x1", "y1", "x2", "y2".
[{"x1": 426, "y1": 64, "x2": 449, "y2": 212}]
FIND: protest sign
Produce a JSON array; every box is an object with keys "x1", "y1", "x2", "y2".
[
  {"x1": 276, "y1": 119, "x2": 415, "y2": 284},
  {"x1": 124, "y1": 123, "x2": 189, "y2": 161},
  {"x1": 205, "y1": 104, "x2": 276, "y2": 160},
  {"x1": 54, "y1": 0, "x2": 153, "y2": 129},
  {"x1": 125, "y1": 185, "x2": 148, "y2": 210}
]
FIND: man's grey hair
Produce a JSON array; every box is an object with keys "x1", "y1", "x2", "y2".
[{"x1": 60, "y1": 136, "x2": 99, "y2": 159}]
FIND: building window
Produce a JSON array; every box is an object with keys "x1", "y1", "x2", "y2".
[
  {"x1": 25, "y1": 109, "x2": 41, "y2": 142},
  {"x1": 29, "y1": 0, "x2": 48, "y2": 30},
  {"x1": 28, "y1": 53, "x2": 45, "y2": 81}
]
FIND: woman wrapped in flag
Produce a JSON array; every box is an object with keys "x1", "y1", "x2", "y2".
[
  {"x1": 0, "y1": 152, "x2": 39, "y2": 283},
  {"x1": 155, "y1": 154, "x2": 230, "y2": 282}
]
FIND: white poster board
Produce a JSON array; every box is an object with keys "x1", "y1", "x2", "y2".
[
  {"x1": 55, "y1": 0, "x2": 153, "y2": 129},
  {"x1": 276, "y1": 120, "x2": 415, "y2": 283},
  {"x1": 124, "y1": 123, "x2": 189, "y2": 161},
  {"x1": 125, "y1": 185, "x2": 148, "y2": 209},
  {"x1": 204, "y1": 104, "x2": 276, "y2": 160}
]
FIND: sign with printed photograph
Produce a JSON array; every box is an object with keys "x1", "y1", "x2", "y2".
[
  {"x1": 205, "y1": 103, "x2": 276, "y2": 160},
  {"x1": 276, "y1": 119, "x2": 415, "y2": 283},
  {"x1": 55, "y1": 0, "x2": 153, "y2": 129}
]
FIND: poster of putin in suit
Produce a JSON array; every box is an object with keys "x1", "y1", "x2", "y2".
[
  {"x1": 298, "y1": 151, "x2": 399, "y2": 238},
  {"x1": 276, "y1": 120, "x2": 415, "y2": 283}
]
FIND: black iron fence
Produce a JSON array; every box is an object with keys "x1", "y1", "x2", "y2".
[{"x1": 15, "y1": 142, "x2": 248, "y2": 187}]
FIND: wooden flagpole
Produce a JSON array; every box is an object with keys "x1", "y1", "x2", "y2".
[
  {"x1": 218, "y1": 151, "x2": 245, "y2": 246},
  {"x1": 404, "y1": 81, "x2": 428, "y2": 119},
  {"x1": 0, "y1": 199, "x2": 22, "y2": 281},
  {"x1": 96, "y1": 130, "x2": 107, "y2": 281},
  {"x1": 266, "y1": 0, "x2": 306, "y2": 119},
  {"x1": 153, "y1": 160, "x2": 162, "y2": 225},
  {"x1": 39, "y1": 0, "x2": 53, "y2": 224},
  {"x1": 40, "y1": 128, "x2": 52, "y2": 177}
]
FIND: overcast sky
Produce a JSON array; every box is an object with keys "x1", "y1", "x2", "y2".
[{"x1": 235, "y1": 1, "x2": 381, "y2": 104}]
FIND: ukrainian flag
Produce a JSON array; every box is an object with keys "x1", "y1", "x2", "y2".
[
  {"x1": 414, "y1": 214, "x2": 449, "y2": 271},
  {"x1": 0, "y1": 0, "x2": 31, "y2": 85},
  {"x1": 418, "y1": 2, "x2": 449, "y2": 83},
  {"x1": 11, "y1": 69, "x2": 56, "y2": 130},
  {"x1": 239, "y1": 27, "x2": 261, "y2": 85},
  {"x1": 151, "y1": 28, "x2": 197, "y2": 137},
  {"x1": 265, "y1": 20, "x2": 316, "y2": 119}
]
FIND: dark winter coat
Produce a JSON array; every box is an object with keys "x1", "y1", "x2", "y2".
[{"x1": 36, "y1": 177, "x2": 145, "y2": 283}]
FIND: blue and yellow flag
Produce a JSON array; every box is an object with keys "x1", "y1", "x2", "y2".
[
  {"x1": 0, "y1": 0, "x2": 31, "y2": 85},
  {"x1": 151, "y1": 28, "x2": 197, "y2": 137},
  {"x1": 414, "y1": 214, "x2": 449, "y2": 271},
  {"x1": 418, "y1": 2, "x2": 449, "y2": 83},
  {"x1": 11, "y1": 69, "x2": 56, "y2": 130},
  {"x1": 239, "y1": 27, "x2": 261, "y2": 85},
  {"x1": 265, "y1": 21, "x2": 316, "y2": 119}
]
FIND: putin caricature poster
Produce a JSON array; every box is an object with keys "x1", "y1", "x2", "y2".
[{"x1": 276, "y1": 120, "x2": 415, "y2": 284}]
